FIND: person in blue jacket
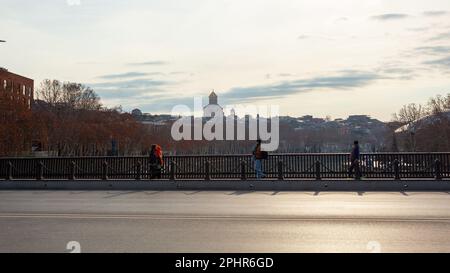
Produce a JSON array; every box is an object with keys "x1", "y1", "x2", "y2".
[{"x1": 348, "y1": 141, "x2": 361, "y2": 178}]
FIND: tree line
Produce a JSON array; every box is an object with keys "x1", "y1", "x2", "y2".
[
  {"x1": 1, "y1": 80, "x2": 158, "y2": 156},
  {"x1": 1, "y1": 79, "x2": 449, "y2": 156}
]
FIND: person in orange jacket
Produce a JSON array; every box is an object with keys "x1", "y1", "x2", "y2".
[{"x1": 149, "y1": 144, "x2": 164, "y2": 179}]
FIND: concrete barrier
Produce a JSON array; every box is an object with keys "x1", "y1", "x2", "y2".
[{"x1": 0, "y1": 179, "x2": 449, "y2": 191}]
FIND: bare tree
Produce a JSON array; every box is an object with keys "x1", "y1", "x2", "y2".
[
  {"x1": 393, "y1": 103, "x2": 426, "y2": 124},
  {"x1": 392, "y1": 93, "x2": 450, "y2": 152},
  {"x1": 37, "y1": 80, "x2": 102, "y2": 110},
  {"x1": 62, "y1": 82, "x2": 101, "y2": 110},
  {"x1": 37, "y1": 80, "x2": 63, "y2": 105},
  {"x1": 427, "y1": 94, "x2": 450, "y2": 115}
]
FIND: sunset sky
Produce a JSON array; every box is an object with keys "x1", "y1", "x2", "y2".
[{"x1": 1, "y1": 0, "x2": 450, "y2": 120}]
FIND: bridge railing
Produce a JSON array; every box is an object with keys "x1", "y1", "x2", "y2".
[{"x1": 0, "y1": 153, "x2": 449, "y2": 181}]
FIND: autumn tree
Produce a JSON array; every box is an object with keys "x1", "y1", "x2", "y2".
[{"x1": 0, "y1": 99, "x2": 34, "y2": 156}]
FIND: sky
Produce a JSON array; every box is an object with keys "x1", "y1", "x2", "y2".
[{"x1": 1, "y1": 0, "x2": 450, "y2": 121}]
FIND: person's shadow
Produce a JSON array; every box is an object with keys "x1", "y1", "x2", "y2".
[
  {"x1": 228, "y1": 191, "x2": 254, "y2": 196},
  {"x1": 104, "y1": 191, "x2": 139, "y2": 199}
]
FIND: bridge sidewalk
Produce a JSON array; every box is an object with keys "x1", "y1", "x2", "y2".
[{"x1": 0, "y1": 178, "x2": 449, "y2": 191}]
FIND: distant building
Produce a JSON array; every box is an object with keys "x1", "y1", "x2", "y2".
[
  {"x1": 131, "y1": 108, "x2": 143, "y2": 117},
  {"x1": 347, "y1": 115, "x2": 372, "y2": 123},
  {"x1": 0, "y1": 68, "x2": 34, "y2": 110},
  {"x1": 208, "y1": 91, "x2": 218, "y2": 105},
  {"x1": 204, "y1": 91, "x2": 224, "y2": 118},
  {"x1": 300, "y1": 115, "x2": 314, "y2": 122}
]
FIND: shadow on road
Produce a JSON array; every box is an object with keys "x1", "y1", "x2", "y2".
[
  {"x1": 145, "y1": 191, "x2": 164, "y2": 195},
  {"x1": 104, "y1": 191, "x2": 140, "y2": 198},
  {"x1": 184, "y1": 191, "x2": 203, "y2": 195},
  {"x1": 228, "y1": 191, "x2": 255, "y2": 196}
]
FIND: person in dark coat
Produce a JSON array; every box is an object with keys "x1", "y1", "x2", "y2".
[{"x1": 348, "y1": 141, "x2": 361, "y2": 178}]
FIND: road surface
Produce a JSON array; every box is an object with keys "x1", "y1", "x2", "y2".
[{"x1": 0, "y1": 190, "x2": 449, "y2": 253}]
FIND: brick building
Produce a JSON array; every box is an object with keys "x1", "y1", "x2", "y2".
[{"x1": 0, "y1": 68, "x2": 34, "y2": 110}]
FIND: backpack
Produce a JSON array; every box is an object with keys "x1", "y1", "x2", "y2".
[
  {"x1": 261, "y1": 151, "x2": 269, "y2": 160},
  {"x1": 155, "y1": 145, "x2": 164, "y2": 166}
]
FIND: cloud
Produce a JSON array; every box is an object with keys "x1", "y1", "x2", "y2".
[
  {"x1": 115, "y1": 71, "x2": 387, "y2": 113},
  {"x1": 298, "y1": 35, "x2": 311, "y2": 40},
  {"x1": 98, "y1": 72, "x2": 150, "y2": 80},
  {"x1": 379, "y1": 68, "x2": 417, "y2": 80},
  {"x1": 128, "y1": 61, "x2": 168, "y2": 66},
  {"x1": 221, "y1": 71, "x2": 383, "y2": 103},
  {"x1": 66, "y1": 0, "x2": 81, "y2": 6},
  {"x1": 169, "y1": 71, "x2": 193, "y2": 76},
  {"x1": 335, "y1": 17, "x2": 349, "y2": 22},
  {"x1": 298, "y1": 34, "x2": 333, "y2": 40},
  {"x1": 90, "y1": 78, "x2": 169, "y2": 90},
  {"x1": 371, "y1": 13, "x2": 410, "y2": 21},
  {"x1": 415, "y1": 46, "x2": 450, "y2": 55},
  {"x1": 408, "y1": 45, "x2": 450, "y2": 73},
  {"x1": 428, "y1": 31, "x2": 450, "y2": 41},
  {"x1": 147, "y1": 72, "x2": 166, "y2": 76},
  {"x1": 96, "y1": 89, "x2": 152, "y2": 100},
  {"x1": 88, "y1": 77, "x2": 175, "y2": 104},
  {"x1": 278, "y1": 73, "x2": 293, "y2": 77},
  {"x1": 111, "y1": 67, "x2": 420, "y2": 113},
  {"x1": 138, "y1": 96, "x2": 201, "y2": 113},
  {"x1": 423, "y1": 10, "x2": 448, "y2": 17},
  {"x1": 379, "y1": 67, "x2": 415, "y2": 75},
  {"x1": 374, "y1": 60, "x2": 423, "y2": 81},
  {"x1": 407, "y1": 27, "x2": 430, "y2": 32},
  {"x1": 423, "y1": 56, "x2": 450, "y2": 69}
]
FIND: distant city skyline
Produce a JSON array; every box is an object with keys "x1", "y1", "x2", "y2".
[{"x1": 1, "y1": 0, "x2": 450, "y2": 121}]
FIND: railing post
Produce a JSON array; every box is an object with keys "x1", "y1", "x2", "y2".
[
  {"x1": 37, "y1": 161, "x2": 44, "y2": 181},
  {"x1": 69, "y1": 161, "x2": 76, "y2": 180},
  {"x1": 102, "y1": 161, "x2": 108, "y2": 181},
  {"x1": 6, "y1": 161, "x2": 13, "y2": 180},
  {"x1": 241, "y1": 161, "x2": 247, "y2": 181},
  {"x1": 315, "y1": 160, "x2": 321, "y2": 181},
  {"x1": 355, "y1": 160, "x2": 361, "y2": 180},
  {"x1": 394, "y1": 159, "x2": 400, "y2": 180},
  {"x1": 278, "y1": 161, "x2": 284, "y2": 181},
  {"x1": 205, "y1": 161, "x2": 211, "y2": 181},
  {"x1": 435, "y1": 159, "x2": 442, "y2": 181},
  {"x1": 170, "y1": 161, "x2": 176, "y2": 181},
  {"x1": 136, "y1": 161, "x2": 142, "y2": 181}
]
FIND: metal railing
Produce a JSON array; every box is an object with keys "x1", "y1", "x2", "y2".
[{"x1": 0, "y1": 153, "x2": 449, "y2": 181}]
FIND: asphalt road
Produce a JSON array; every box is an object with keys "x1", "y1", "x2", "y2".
[{"x1": 0, "y1": 190, "x2": 449, "y2": 253}]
